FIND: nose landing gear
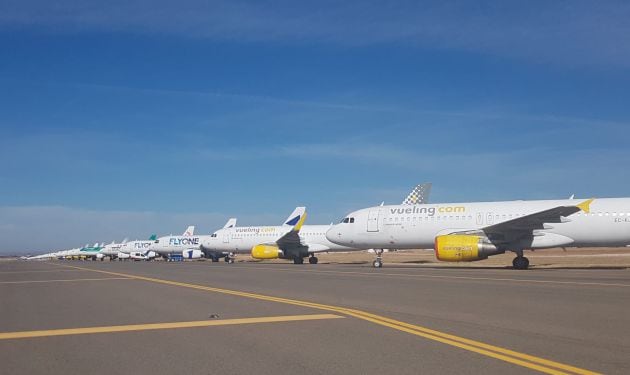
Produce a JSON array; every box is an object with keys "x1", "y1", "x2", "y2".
[
  {"x1": 372, "y1": 249, "x2": 384, "y2": 268},
  {"x1": 308, "y1": 255, "x2": 318, "y2": 264}
]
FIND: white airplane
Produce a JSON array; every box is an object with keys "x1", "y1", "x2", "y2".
[
  {"x1": 118, "y1": 235, "x2": 157, "y2": 260},
  {"x1": 200, "y1": 207, "x2": 359, "y2": 264},
  {"x1": 199, "y1": 184, "x2": 433, "y2": 264},
  {"x1": 119, "y1": 227, "x2": 194, "y2": 260},
  {"x1": 150, "y1": 220, "x2": 235, "y2": 261},
  {"x1": 100, "y1": 239, "x2": 127, "y2": 259},
  {"x1": 326, "y1": 197, "x2": 630, "y2": 269}
]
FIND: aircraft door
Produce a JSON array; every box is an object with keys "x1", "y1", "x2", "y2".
[
  {"x1": 223, "y1": 233, "x2": 230, "y2": 243},
  {"x1": 367, "y1": 210, "x2": 380, "y2": 232},
  {"x1": 486, "y1": 212, "x2": 494, "y2": 225}
]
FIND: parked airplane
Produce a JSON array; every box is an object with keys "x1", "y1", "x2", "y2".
[
  {"x1": 118, "y1": 235, "x2": 157, "y2": 260},
  {"x1": 200, "y1": 207, "x2": 358, "y2": 264},
  {"x1": 326, "y1": 197, "x2": 630, "y2": 269},
  {"x1": 74, "y1": 243, "x2": 105, "y2": 260},
  {"x1": 100, "y1": 239, "x2": 127, "y2": 258},
  {"x1": 149, "y1": 222, "x2": 230, "y2": 261},
  {"x1": 199, "y1": 184, "x2": 433, "y2": 264}
]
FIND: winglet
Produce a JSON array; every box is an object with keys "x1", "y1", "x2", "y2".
[
  {"x1": 283, "y1": 207, "x2": 307, "y2": 231},
  {"x1": 223, "y1": 218, "x2": 237, "y2": 229},
  {"x1": 577, "y1": 198, "x2": 594, "y2": 213}
]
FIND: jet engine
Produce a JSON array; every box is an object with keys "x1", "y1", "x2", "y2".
[
  {"x1": 183, "y1": 249, "x2": 203, "y2": 259},
  {"x1": 145, "y1": 251, "x2": 157, "y2": 259},
  {"x1": 94, "y1": 253, "x2": 105, "y2": 260},
  {"x1": 434, "y1": 235, "x2": 504, "y2": 261},
  {"x1": 251, "y1": 245, "x2": 283, "y2": 260}
]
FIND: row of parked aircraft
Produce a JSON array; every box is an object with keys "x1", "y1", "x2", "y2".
[{"x1": 25, "y1": 183, "x2": 630, "y2": 269}]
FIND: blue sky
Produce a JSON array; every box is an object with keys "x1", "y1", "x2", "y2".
[{"x1": 1, "y1": 1, "x2": 629, "y2": 254}]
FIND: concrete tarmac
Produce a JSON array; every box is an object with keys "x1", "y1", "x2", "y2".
[{"x1": 1, "y1": 260, "x2": 629, "y2": 374}]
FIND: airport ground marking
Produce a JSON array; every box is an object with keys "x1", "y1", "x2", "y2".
[
  {"x1": 55, "y1": 263, "x2": 599, "y2": 375},
  {"x1": 222, "y1": 265, "x2": 630, "y2": 288},
  {"x1": 0, "y1": 269, "x2": 87, "y2": 274},
  {"x1": 0, "y1": 314, "x2": 343, "y2": 340},
  {"x1": 0, "y1": 277, "x2": 133, "y2": 285}
]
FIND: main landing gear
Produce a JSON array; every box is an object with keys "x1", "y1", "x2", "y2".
[
  {"x1": 224, "y1": 253, "x2": 235, "y2": 264},
  {"x1": 372, "y1": 249, "x2": 384, "y2": 268},
  {"x1": 512, "y1": 250, "x2": 530, "y2": 270},
  {"x1": 308, "y1": 255, "x2": 318, "y2": 264},
  {"x1": 293, "y1": 256, "x2": 304, "y2": 265}
]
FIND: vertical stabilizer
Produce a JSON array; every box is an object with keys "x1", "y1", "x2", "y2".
[
  {"x1": 402, "y1": 183, "x2": 432, "y2": 205},
  {"x1": 223, "y1": 218, "x2": 238, "y2": 229},
  {"x1": 183, "y1": 226, "x2": 195, "y2": 236}
]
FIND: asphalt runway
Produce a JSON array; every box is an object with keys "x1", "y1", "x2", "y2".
[{"x1": 1, "y1": 261, "x2": 629, "y2": 374}]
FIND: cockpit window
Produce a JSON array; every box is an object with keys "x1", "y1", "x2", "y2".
[
  {"x1": 349, "y1": 218, "x2": 355, "y2": 223},
  {"x1": 342, "y1": 218, "x2": 349, "y2": 223}
]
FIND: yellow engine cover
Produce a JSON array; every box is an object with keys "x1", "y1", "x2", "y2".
[
  {"x1": 251, "y1": 245, "x2": 281, "y2": 259},
  {"x1": 434, "y1": 235, "x2": 483, "y2": 262}
]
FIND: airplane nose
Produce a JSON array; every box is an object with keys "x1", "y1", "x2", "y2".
[{"x1": 326, "y1": 225, "x2": 343, "y2": 244}]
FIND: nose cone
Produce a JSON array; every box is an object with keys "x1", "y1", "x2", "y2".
[{"x1": 326, "y1": 225, "x2": 347, "y2": 245}]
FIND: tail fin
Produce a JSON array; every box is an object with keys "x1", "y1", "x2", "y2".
[
  {"x1": 402, "y1": 183, "x2": 432, "y2": 205},
  {"x1": 282, "y1": 207, "x2": 307, "y2": 231},
  {"x1": 148, "y1": 234, "x2": 157, "y2": 241},
  {"x1": 223, "y1": 218, "x2": 237, "y2": 229},
  {"x1": 93, "y1": 243, "x2": 99, "y2": 248},
  {"x1": 183, "y1": 226, "x2": 195, "y2": 236}
]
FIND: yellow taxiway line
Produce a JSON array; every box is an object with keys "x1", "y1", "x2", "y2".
[
  {"x1": 0, "y1": 277, "x2": 133, "y2": 284},
  {"x1": 54, "y1": 264, "x2": 600, "y2": 375},
  {"x1": 0, "y1": 314, "x2": 343, "y2": 340}
]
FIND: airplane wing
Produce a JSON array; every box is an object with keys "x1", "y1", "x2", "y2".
[
  {"x1": 402, "y1": 183, "x2": 432, "y2": 205},
  {"x1": 274, "y1": 207, "x2": 307, "y2": 250},
  {"x1": 456, "y1": 199, "x2": 594, "y2": 245}
]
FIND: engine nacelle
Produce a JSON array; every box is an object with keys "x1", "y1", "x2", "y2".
[
  {"x1": 117, "y1": 252, "x2": 130, "y2": 259},
  {"x1": 251, "y1": 245, "x2": 283, "y2": 260},
  {"x1": 434, "y1": 235, "x2": 504, "y2": 262},
  {"x1": 94, "y1": 253, "x2": 104, "y2": 260},
  {"x1": 183, "y1": 249, "x2": 203, "y2": 259},
  {"x1": 145, "y1": 251, "x2": 157, "y2": 259}
]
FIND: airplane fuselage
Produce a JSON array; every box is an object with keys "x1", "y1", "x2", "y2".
[{"x1": 327, "y1": 198, "x2": 630, "y2": 250}]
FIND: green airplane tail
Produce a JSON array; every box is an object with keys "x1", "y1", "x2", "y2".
[{"x1": 148, "y1": 234, "x2": 157, "y2": 241}]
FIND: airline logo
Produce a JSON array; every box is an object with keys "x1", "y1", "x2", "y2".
[
  {"x1": 389, "y1": 205, "x2": 466, "y2": 217},
  {"x1": 235, "y1": 227, "x2": 276, "y2": 234},
  {"x1": 169, "y1": 237, "x2": 200, "y2": 246},
  {"x1": 285, "y1": 215, "x2": 301, "y2": 226},
  {"x1": 134, "y1": 242, "x2": 151, "y2": 249}
]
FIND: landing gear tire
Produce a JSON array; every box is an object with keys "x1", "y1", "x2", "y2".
[
  {"x1": 293, "y1": 257, "x2": 304, "y2": 265},
  {"x1": 512, "y1": 256, "x2": 530, "y2": 270},
  {"x1": 372, "y1": 249, "x2": 384, "y2": 268},
  {"x1": 227, "y1": 258, "x2": 234, "y2": 264},
  {"x1": 309, "y1": 256, "x2": 318, "y2": 265},
  {"x1": 211, "y1": 256, "x2": 219, "y2": 262}
]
